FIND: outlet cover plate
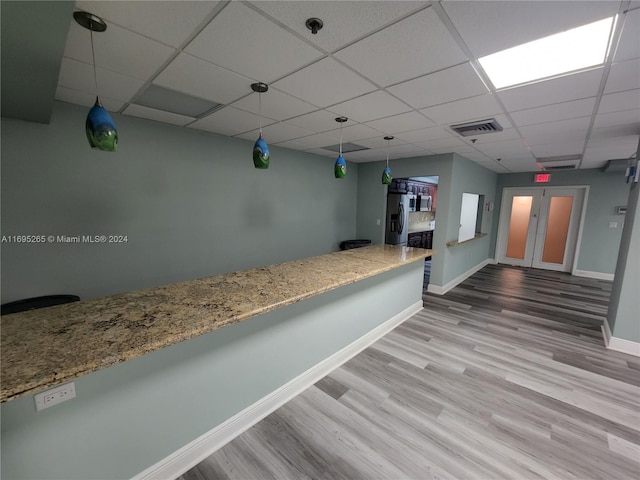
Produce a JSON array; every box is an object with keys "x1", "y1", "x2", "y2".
[{"x1": 34, "y1": 382, "x2": 76, "y2": 411}]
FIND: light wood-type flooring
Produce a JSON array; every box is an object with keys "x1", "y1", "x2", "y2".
[{"x1": 179, "y1": 264, "x2": 640, "y2": 480}]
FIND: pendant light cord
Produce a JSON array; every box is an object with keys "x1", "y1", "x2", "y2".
[
  {"x1": 339, "y1": 122, "x2": 343, "y2": 156},
  {"x1": 90, "y1": 28, "x2": 98, "y2": 97},
  {"x1": 386, "y1": 139, "x2": 390, "y2": 168},
  {"x1": 258, "y1": 92, "x2": 263, "y2": 136}
]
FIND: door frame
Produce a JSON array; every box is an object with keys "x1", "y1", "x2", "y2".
[{"x1": 496, "y1": 185, "x2": 589, "y2": 275}]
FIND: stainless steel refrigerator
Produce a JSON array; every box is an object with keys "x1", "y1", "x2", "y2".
[{"x1": 385, "y1": 193, "x2": 410, "y2": 246}]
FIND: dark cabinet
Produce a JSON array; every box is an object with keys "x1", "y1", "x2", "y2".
[{"x1": 408, "y1": 231, "x2": 433, "y2": 250}]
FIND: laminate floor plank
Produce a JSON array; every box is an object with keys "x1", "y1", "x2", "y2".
[{"x1": 179, "y1": 264, "x2": 640, "y2": 480}]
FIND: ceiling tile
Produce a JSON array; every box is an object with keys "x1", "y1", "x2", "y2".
[
  {"x1": 510, "y1": 97, "x2": 596, "y2": 127},
  {"x1": 63, "y1": 16, "x2": 175, "y2": 81},
  {"x1": 419, "y1": 93, "x2": 503, "y2": 126},
  {"x1": 395, "y1": 127, "x2": 455, "y2": 144},
  {"x1": 614, "y1": 8, "x2": 640, "y2": 62},
  {"x1": 388, "y1": 63, "x2": 489, "y2": 109},
  {"x1": 249, "y1": 1, "x2": 424, "y2": 53},
  {"x1": 75, "y1": 1, "x2": 219, "y2": 48},
  {"x1": 519, "y1": 117, "x2": 592, "y2": 144},
  {"x1": 330, "y1": 123, "x2": 384, "y2": 142},
  {"x1": 55, "y1": 86, "x2": 124, "y2": 112},
  {"x1": 465, "y1": 128, "x2": 522, "y2": 145},
  {"x1": 584, "y1": 136, "x2": 639, "y2": 162},
  {"x1": 185, "y1": 2, "x2": 322, "y2": 83},
  {"x1": 326, "y1": 90, "x2": 411, "y2": 122},
  {"x1": 593, "y1": 109, "x2": 640, "y2": 129},
  {"x1": 272, "y1": 57, "x2": 377, "y2": 107},
  {"x1": 123, "y1": 104, "x2": 195, "y2": 126},
  {"x1": 497, "y1": 158, "x2": 539, "y2": 173},
  {"x1": 334, "y1": 7, "x2": 467, "y2": 87},
  {"x1": 498, "y1": 68, "x2": 603, "y2": 111},
  {"x1": 590, "y1": 123, "x2": 640, "y2": 141},
  {"x1": 230, "y1": 87, "x2": 317, "y2": 122},
  {"x1": 187, "y1": 106, "x2": 274, "y2": 136},
  {"x1": 286, "y1": 109, "x2": 340, "y2": 133},
  {"x1": 153, "y1": 53, "x2": 252, "y2": 104},
  {"x1": 357, "y1": 136, "x2": 410, "y2": 150},
  {"x1": 279, "y1": 132, "x2": 340, "y2": 149},
  {"x1": 598, "y1": 89, "x2": 640, "y2": 114},
  {"x1": 443, "y1": 1, "x2": 620, "y2": 58},
  {"x1": 529, "y1": 141, "x2": 586, "y2": 158},
  {"x1": 301, "y1": 147, "x2": 335, "y2": 158},
  {"x1": 604, "y1": 58, "x2": 640, "y2": 94},
  {"x1": 473, "y1": 139, "x2": 531, "y2": 158},
  {"x1": 411, "y1": 136, "x2": 470, "y2": 152},
  {"x1": 364, "y1": 111, "x2": 435, "y2": 134},
  {"x1": 57, "y1": 57, "x2": 145, "y2": 102},
  {"x1": 235, "y1": 122, "x2": 316, "y2": 144}
]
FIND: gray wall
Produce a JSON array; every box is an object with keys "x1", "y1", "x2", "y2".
[
  {"x1": 491, "y1": 169, "x2": 629, "y2": 275},
  {"x1": 1, "y1": 102, "x2": 358, "y2": 303},
  {"x1": 1, "y1": 262, "x2": 424, "y2": 480},
  {"x1": 607, "y1": 138, "x2": 640, "y2": 343},
  {"x1": 356, "y1": 153, "x2": 497, "y2": 288}
]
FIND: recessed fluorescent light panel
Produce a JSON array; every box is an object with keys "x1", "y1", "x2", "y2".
[
  {"x1": 136, "y1": 84, "x2": 222, "y2": 117},
  {"x1": 479, "y1": 16, "x2": 616, "y2": 90}
]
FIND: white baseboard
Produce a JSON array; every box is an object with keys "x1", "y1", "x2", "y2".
[
  {"x1": 573, "y1": 269, "x2": 615, "y2": 281},
  {"x1": 427, "y1": 258, "x2": 495, "y2": 295},
  {"x1": 602, "y1": 318, "x2": 640, "y2": 356},
  {"x1": 131, "y1": 300, "x2": 424, "y2": 480},
  {"x1": 602, "y1": 318, "x2": 612, "y2": 347}
]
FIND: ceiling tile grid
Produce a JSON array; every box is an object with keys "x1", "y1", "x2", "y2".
[
  {"x1": 42, "y1": 0, "x2": 639, "y2": 171},
  {"x1": 334, "y1": 7, "x2": 468, "y2": 87}
]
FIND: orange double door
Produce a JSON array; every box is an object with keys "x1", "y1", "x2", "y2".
[{"x1": 496, "y1": 187, "x2": 587, "y2": 272}]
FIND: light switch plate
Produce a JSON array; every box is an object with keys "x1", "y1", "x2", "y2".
[{"x1": 608, "y1": 222, "x2": 618, "y2": 228}]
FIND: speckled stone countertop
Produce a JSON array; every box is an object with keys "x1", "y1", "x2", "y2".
[{"x1": 1, "y1": 245, "x2": 433, "y2": 403}]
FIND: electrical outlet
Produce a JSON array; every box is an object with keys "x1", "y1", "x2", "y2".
[
  {"x1": 34, "y1": 382, "x2": 76, "y2": 411},
  {"x1": 376, "y1": 219, "x2": 381, "y2": 226},
  {"x1": 608, "y1": 222, "x2": 618, "y2": 228}
]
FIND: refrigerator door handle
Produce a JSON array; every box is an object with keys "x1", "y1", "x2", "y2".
[{"x1": 398, "y1": 203, "x2": 404, "y2": 234}]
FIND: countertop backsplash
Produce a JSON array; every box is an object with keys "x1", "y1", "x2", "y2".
[{"x1": 408, "y1": 211, "x2": 435, "y2": 232}]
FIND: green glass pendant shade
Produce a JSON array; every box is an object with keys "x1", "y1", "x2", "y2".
[
  {"x1": 382, "y1": 167, "x2": 392, "y2": 185},
  {"x1": 86, "y1": 98, "x2": 117, "y2": 151},
  {"x1": 253, "y1": 135, "x2": 270, "y2": 169},
  {"x1": 334, "y1": 155, "x2": 347, "y2": 179}
]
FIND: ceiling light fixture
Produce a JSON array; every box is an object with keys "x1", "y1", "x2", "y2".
[
  {"x1": 251, "y1": 82, "x2": 270, "y2": 169},
  {"x1": 478, "y1": 16, "x2": 616, "y2": 90},
  {"x1": 334, "y1": 117, "x2": 348, "y2": 178},
  {"x1": 73, "y1": 11, "x2": 118, "y2": 152},
  {"x1": 382, "y1": 136, "x2": 394, "y2": 185}
]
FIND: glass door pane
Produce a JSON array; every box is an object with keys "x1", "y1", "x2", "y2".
[
  {"x1": 541, "y1": 196, "x2": 573, "y2": 264},
  {"x1": 506, "y1": 196, "x2": 533, "y2": 259}
]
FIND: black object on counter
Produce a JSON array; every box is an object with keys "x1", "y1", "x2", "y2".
[
  {"x1": 339, "y1": 239, "x2": 371, "y2": 250},
  {"x1": 1, "y1": 295, "x2": 80, "y2": 315}
]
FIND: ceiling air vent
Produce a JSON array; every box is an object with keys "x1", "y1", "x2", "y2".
[
  {"x1": 321, "y1": 142, "x2": 369, "y2": 153},
  {"x1": 536, "y1": 154, "x2": 581, "y2": 170},
  {"x1": 450, "y1": 118, "x2": 503, "y2": 136}
]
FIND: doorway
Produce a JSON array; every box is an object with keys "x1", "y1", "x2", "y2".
[{"x1": 496, "y1": 186, "x2": 587, "y2": 272}]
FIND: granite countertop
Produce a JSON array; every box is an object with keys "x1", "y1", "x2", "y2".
[
  {"x1": 1, "y1": 245, "x2": 433, "y2": 403},
  {"x1": 407, "y1": 227, "x2": 435, "y2": 234}
]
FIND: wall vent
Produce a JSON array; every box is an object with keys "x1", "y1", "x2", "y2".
[
  {"x1": 321, "y1": 142, "x2": 369, "y2": 153},
  {"x1": 450, "y1": 118, "x2": 503, "y2": 136}
]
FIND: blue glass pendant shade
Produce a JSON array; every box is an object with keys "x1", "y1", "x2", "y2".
[
  {"x1": 382, "y1": 167, "x2": 392, "y2": 185},
  {"x1": 253, "y1": 135, "x2": 270, "y2": 169},
  {"x1": 334, "y1": 155, "x2": 347, "y2": 178},
  {"x1": 86, "y1": 97, "x2": 117, "y2": 151}
]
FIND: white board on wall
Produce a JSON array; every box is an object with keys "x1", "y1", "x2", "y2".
[{"x1": 459, "y1": 193, "x2": 479, "y2": 243}]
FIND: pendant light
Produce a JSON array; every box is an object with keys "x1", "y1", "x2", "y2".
[
  {"x1": 73, "y1": 11, "x2": 118, "y2": 152},
  {"x1": 334, "y1": 116, "x2": 348, "y2": 178},
  {"x1": 251, "y1": 82, "x2": 270, "y2": 169},
  {"x1": 382, "y1": 136, "x2": 394, "y2": 185}
]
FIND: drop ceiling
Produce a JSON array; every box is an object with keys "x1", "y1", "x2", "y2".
[{"x1": 3, "y1": 0, "x2": 640, "y2": 173}]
